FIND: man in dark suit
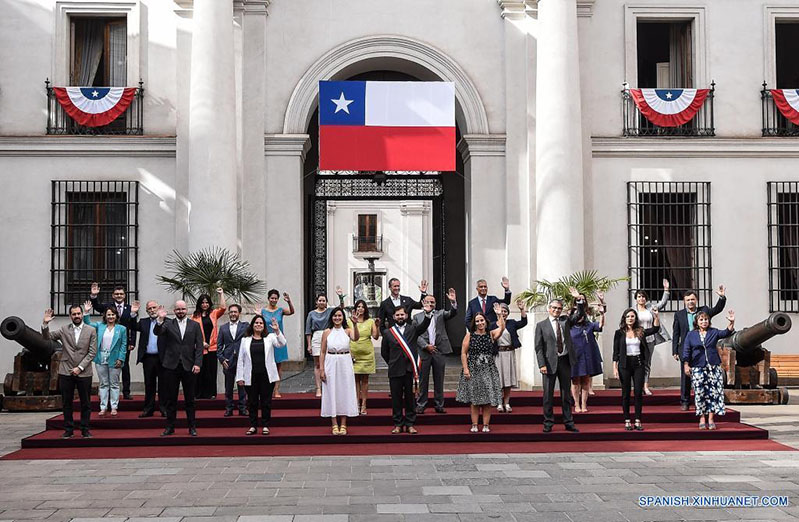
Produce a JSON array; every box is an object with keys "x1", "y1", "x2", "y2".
[
  {"x1": 672, "y1": 285, "x2": 727, "y2": 410},
  {"x1": 534, "y1": 289, "x2": 584, "y2": 433},
  {"x1": 464, "y1": 277, "x2": 511, "y2": 326},
  {"x1": 377, "y1": 278, "x2": 428, "y2": 327},
  {"x1": 413, "y1": 289, "x2": 457, "y2": 414},
  {"x1": 153, "y1": 300, "x2": 204, "y2": 436},
  {"x1": 130, "y1": 300, "x2": 166, "y2": 418},
  {"x1": 381, "y1": 305, "x2": 432, "y2": 433},
  {"x1": 90, "y1": 282, "x2": 138, "y2": 399},
  {"x1": 216, "y1": 304, "x2": 249, "y2": 417},
  {"x1": 42, "y1": 304, "x2": 98, "y2": 439}
]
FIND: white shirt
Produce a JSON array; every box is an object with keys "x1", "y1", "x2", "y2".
[
  {"x1": 229, "y1": 321, "x2": 239, "y2": 338},
  {"x1": 177, "y1": 318, "x2": 187, "y2": 338},
  {"x1": 72, "y1": 323, "x2": 84, "y2": 345},
  {"x1": 626, "y1": 336, "x2": 641, "y2": 356},
  {"x1": 391, "y1": 295, "x2": 401, "y2": 307},
  {"x1": 550, "y1": 317, "x2": 567, "y2": 357},
  {"x1": 427, "y1": 314, "x2": 436, "y2": 346}
]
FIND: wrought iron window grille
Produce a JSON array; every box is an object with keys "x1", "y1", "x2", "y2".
[
  {"x1": 762, "y1": 83, "x2": 799, "y2": 137},
  {"x1": 767, "y1": 181, "x2": 799, "y2": 312}
]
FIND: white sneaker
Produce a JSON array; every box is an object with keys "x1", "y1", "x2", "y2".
[
  {"x1": 482, "y1": 425, "x2": 491, "y2": 433},
  {"x1": 504, "y1": 404, "x2": 512, "y2": 413},
  {"x1": 497, "y1": 404, "x2": 504, "y2": 413}
]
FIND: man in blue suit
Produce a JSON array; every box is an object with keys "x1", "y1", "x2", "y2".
[
  {"x1": 217, "y1": 304, "x2": 249, "y2": 416},
  {"x1": 672, "y1": 285, "x2": 727, "y2": 410},
  {"x1": 464, "y1": 277, "x2": 511, "y2": 326},
  {"x1": 130, "y1": 300, "x2": 167, "y2": 418}
]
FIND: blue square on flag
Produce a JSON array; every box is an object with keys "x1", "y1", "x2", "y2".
[{"x1": 319, "y1": 81, "x2": 365, "y2": 125}]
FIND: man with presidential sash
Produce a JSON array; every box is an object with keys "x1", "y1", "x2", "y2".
[{"x1": 381, "y1": 303, "x2": 433, "y2": 434}]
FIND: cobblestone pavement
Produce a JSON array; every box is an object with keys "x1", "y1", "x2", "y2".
[{"x1": 0, "y1": 398, "x2": 797, "y2": 521}]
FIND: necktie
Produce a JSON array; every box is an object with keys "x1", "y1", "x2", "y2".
[
  {"x1": 117, "y1": 303, "x2": 123, "y2": 317},
  {"x1": 555, "y1": 320, "x2": 564, "y2": 355},
  {"x1": 481, "y1": 298, "x2": 486, "y2": 314}
]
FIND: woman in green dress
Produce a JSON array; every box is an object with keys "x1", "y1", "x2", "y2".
[{"x1": 349, "y1": 299, "x2": 379, "y2": 415}]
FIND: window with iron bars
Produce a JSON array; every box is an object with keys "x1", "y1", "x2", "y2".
[
  {"x1": 51, "y1": 181, "x2": 139, "y2": 316},
  {"x1": 768, "y1": 182, "x2": 799, "y2": 313},
  {"x1": 627, "y1": 182, "x2": 712, "y2": 311}
]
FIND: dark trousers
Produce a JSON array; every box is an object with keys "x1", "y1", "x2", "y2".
[
  {"x1": 542, "y1": 356, "x2": 575, "y2": 428},
  {"x1": 59, "y1": 374, "x2": 92, "y2": 432},
  {"x1": 389, "y1": 373, "x2": 416, "y2": 427},
  {"x1": 680, "y1": 361, "x2": 693, "y2": 406},
  {"x1": 162, "y1": 365, "x2": 197, "y2": 429},
  {"x1": 223, "y1": 365, "x2": 247, "y2": 412},
  {"x1": 121, "y1": 348, "x2": 132, "y2": 396},
  {"x1": 198, "y1": 352, "x2": 218, "y2": 398},
  {"x1": 620, "y1": 355, "x2": 646, "y2": 421},
  {"x1": 141, "y1": 354, "x2": 164, "y2": 415},
  {"x1": 416, "y1": 350, "x2": 445, "y2": 410},
  {"x1": 245, "y1": 373, "x2": 274, "y2": 428}
]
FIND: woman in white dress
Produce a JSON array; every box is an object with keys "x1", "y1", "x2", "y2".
[
  {"x1": 319, "y1": 306, "x2": 361, "y2": 435},
  {"x1": 634, "y1": 278, "x2": 671, "y2": 395}
]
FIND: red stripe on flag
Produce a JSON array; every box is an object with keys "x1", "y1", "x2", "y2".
[{"x1": 319, "y1": 125, "x2": 455, "y2": 171}]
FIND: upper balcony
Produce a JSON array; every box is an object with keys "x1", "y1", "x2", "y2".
[
  {"x1": 762, "y1": 84, "x2": 799, "y2": 137},
  {"x1": 622, "y1": 83, "x2": 715, "y2": 137},
  {"x1": 46, "y1": 80, "x2": 144, "y2": 135},
  {"x1": 352, "y1": 235, "x2": 383, "y2": 259}
]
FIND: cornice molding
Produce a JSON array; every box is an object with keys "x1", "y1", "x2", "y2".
[
  {"x1": 526, "y1": 0, "x2": 595, "y2": 19},
  {"x1": 0, "y1": 136, "x2": 176, "y2": 157},
  {"x1": 591, "y1": 137, "x2": 799, "y2": 159},
  {"x1": 497, "y1": 0, "x2": 527, "y2": 20},
  {"x1": 177, "y1": 0, "x2": 269, "y2": 15},
  {"x1": 458, "y1": 134, "x2": 506, "y2": 163},
  {"x1": 264, "y1": 134, "x2": 311, "y2": 161}
]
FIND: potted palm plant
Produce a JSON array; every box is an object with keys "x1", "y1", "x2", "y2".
[{"x1": 516, "y1": 270, "x2": 627, "y2": 315}]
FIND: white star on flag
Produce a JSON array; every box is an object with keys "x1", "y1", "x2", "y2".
[
  {"x1": 91, "y1": 90, "x2": 99, "y2": 98},
  {"x1": 665, "y1": 91, "x2": 673, "y2": 99},
  {"x1": 331, "y1": 92, "x2": 354, "y2": 114}
]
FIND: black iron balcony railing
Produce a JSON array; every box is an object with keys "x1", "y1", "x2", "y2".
[
  {"x1": 353, "y1": 235, "x2": 383, "y2": 254},
  {"x1": 46, "y1": 79, "x2": 144, "y2": 135},
  {"x1": 762, "y1": 83, "x2": 799, "y2": 137},
  {"x1": 622, "y1": 83, "x2": 715, "y2": 137}
]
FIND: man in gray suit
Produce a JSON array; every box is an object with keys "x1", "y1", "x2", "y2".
[
  {"x1": 534, "y1": 289, "x2": 584, "y2": 433},
  {"x1": 414, "y1": 289, "x2": 458, "y2": 414},
  {"x1": 42, "y1": 304, "x2": 97, "y2": 439}
]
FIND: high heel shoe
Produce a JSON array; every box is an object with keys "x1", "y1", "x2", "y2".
[
  {"x1": 482, "y1": 425, "x2": 491, "y2": 433},
  {"x1": 624, "y1": 420, "x2": 633, "y2": 431},
  {"x1": 634, "y1": 420, "x2": 644, "y2": 431},
  {"x1": 470, "y1": 424, "x2": 478, "y2": 433}
]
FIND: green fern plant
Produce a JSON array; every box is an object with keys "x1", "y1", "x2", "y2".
[
  {"x1": 516, "y1": 270, "x2": 628, "y2": 311},
  {"x1": 157, "y1": 247, "x2": 265, "y2": 304}
]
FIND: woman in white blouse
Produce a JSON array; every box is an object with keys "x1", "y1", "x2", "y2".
[
  {"x1": 236, "y1": 315, "x2": 286, "y2": 435},
  {"x1": 613, "y1": 308, "x2": 660, "y2": 431}
]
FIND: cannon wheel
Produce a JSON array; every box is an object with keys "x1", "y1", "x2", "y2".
[
  {"x1": 781, "y1": 387, "x2": 790, "y2": 405},
  {"x1": 768, "y1": 368, "x2": 778, "y2": 389}
]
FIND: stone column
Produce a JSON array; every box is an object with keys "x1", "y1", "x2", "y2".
[
  {"x1": 535, "y1": 0, "x2": 585, "y2": 281},
  {"x1": 187, "y1": 0, "x2": 238, "y2": 252}
]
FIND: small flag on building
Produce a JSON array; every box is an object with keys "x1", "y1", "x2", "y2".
[
  {"x1": 770, "y1": 89, "x2": 799, "y2": 125},
  {"x1": 318, "y1": 81, "x2": 456, "y2": 171},
  {"x1": 53, "y1": 87, "x2": 137, "y2": 127},
  {"x1": 629, "y1": 88, "x2": 709, "y2": 127}
]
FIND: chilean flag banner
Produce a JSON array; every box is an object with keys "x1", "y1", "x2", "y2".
[
  {"x1": 319, "y1": 81, "x2": 455, "y2": 171},
  {"x1": 53, "y1": 87, "x2": 137, "y2": 127},
  {"x1": 630, "y1": 88, "x2": 710, "y2": 127},
  {"x1": 771, "y1": 89, "x2": 799, "y2": 125}
]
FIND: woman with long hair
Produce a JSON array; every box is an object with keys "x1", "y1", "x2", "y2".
[
  {"x1": 260, "y1": 289, "x2": 295, "y2": 398},
  {"x1": 349, "y1": 299, "x2": 379, "y2": 415},
  {"x1": 192, "y1": 288, "x2": 227, "y2": 399},
  {"x1": 682, "y1": 310, "x2": 735, "y2": 430},
  {"x1": 570, "y1": 292, "x2": 605, "y2": 413},
  {"x1": 235, "y1": 314, "x2": 286, "y2": 435},
  {"x1": 319, "y1": 306, "x2": 361, "y2": 434},
  {"x1": 82, "y1": 301, "x2": 127, "y2": 416},
  {"x1": 633, "y1": 279, "x2": 671, "y2": 395},
  {"x1": 613, "y1": 307, "x2": 660, "y2": 431},
  {"x1": 305, "y1": 294, "x2": 333, "y2": 397},
  {"x1": 456, "y1": 304, "x2": 505, "y2": 432}
]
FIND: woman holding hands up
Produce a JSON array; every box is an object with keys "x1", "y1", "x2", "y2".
[{"x1": 319, "y1": 306, "x2": 361, "y2": 435}]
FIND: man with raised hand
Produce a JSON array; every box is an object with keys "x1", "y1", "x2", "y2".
[
  {"x1": 465, "y1": 277, "x2": 511, "y2": 326},
  {"x1": 90, "y1": 282, "x2": 138, "y2": 400}
]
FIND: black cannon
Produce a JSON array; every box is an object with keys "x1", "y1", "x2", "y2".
[
  {"x1": 718, "y1": 312, "x2": 792, "y2": 395},
  {"x1": 1, "y1": 316, "x2": 63, "y2": 410}
]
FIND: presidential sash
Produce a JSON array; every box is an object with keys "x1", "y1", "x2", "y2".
[{"x1": 389, "y1": 325, "x2": 420, "y2": 380}]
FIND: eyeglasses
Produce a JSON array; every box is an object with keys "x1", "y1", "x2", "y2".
[{"x1": 550, "y1": 306, "x2": 562, "y2": 311}]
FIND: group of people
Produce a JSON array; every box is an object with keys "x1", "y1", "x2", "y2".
[{"x1": 41, "y1": 276, "x2": 735, "y2": 439}]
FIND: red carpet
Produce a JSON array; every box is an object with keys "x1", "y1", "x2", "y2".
[{"x1": 7, "y1": 390, "x2": 789, "y2": 459}]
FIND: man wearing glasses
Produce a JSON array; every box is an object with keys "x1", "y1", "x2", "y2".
[{"x1": 534, "y1": 288, "x2": 584, "y2": 433}]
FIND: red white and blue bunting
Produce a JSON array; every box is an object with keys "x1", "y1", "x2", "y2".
[
  {"x1": 770, "y1": 89, "x2": 799, "y2": 125},
  {"x1": 53, "y1": 87, "x2": 137, "y2": 127},
  {"x1": 629, "y1": 88, "x2": 710, "y2": 127}
]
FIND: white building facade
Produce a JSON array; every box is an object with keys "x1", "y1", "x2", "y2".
[{"x1": 0, "y1": 0, "x2": 797, "y2": 387}]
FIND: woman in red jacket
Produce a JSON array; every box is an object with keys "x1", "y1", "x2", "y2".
[{"x1": 192, "y1": 288, "x2": 227, "y2": 399}]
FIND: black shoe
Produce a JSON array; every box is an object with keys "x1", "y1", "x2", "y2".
[
  {"x1": 415, "y1": 407, "x2": 426, "y2": 415},
  {"x1": 543, "y1": 425, "x2": 552, "y2": 433},
  {"x1": 435, "y1": 407, "x2": 447, "y2": 414},
  {"x1": 188, "y1": 427, "x2": 198, "y2": 437},
  {"x1": 161, "y1": 427, "x2": 175, "y2": 436},
  {"x1": 209, "y1": 395, "x2": 216, "y2": 400},
  {"x1": 159, "y1": 410, "x2": 167, "y2": 417},
  {"x1": 224, "y1": 410, "x2": 233, "y2": 417},
  {"x1": 61, "y1": 431, "x2": 74, "y2": 439},
  {"x1": 138, "y1": 411, "x2": 154, "y2": 418},
  {"x1": 565, "y1": 425, "x2": 579, "y2": 433},
  {"x1": 239, "y1": 409, "x2": 248, "y2": 416},
  {"x1": 680, "y1": 403, "x2": 689, "y2": 411},
  {"x1": 81, "y1": 430, "x2": 93, "y2": 438},
  {"x1": 123, "y1": 394, "x2": 133, "y2": 400}
]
